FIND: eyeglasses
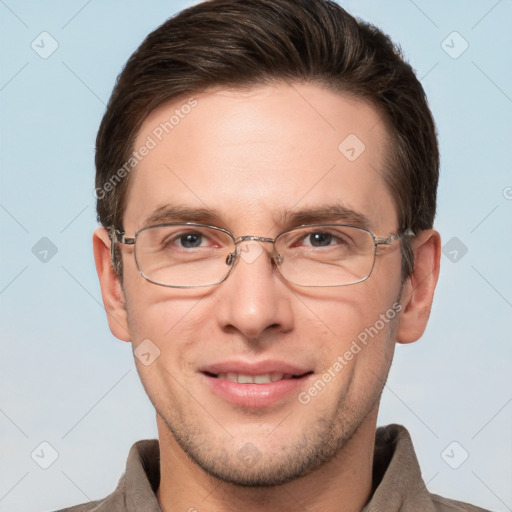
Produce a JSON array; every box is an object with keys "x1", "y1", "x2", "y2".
[{"x1": 109, "y1": 222, "x2": 414, "y2": 288}]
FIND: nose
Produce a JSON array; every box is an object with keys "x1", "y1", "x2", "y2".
[{"x1": 215, "y1": 240, "x2": 294, "y2": 341}]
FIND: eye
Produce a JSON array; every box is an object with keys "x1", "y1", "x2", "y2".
[
  {"x1": 175, "y1": 232, "x2": 205, "y2": 249},
  {"x1": 139, "y1": 225, "x2": 234, "y2": 264},
  {"x1": 300, "y1": 230, "x2": 350, "y2": 248},
  {"x1": 303, "y1": 232, "x2": 336, "y2": 247},
  {"x1": 161, "y1": 230, "x2": 218, "y2": 251},
  {"x1": 158, "y1": 227, "x2": 228, "y2": 253}
]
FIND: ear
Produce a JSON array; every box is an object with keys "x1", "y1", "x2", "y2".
[
  {"x1": 92, "y1": 227, "x2": 131, "y2": 342},
  {"x1": 396, "y1": 229, "x2": 441, "y2": 344}
]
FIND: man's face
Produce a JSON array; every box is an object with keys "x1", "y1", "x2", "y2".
[{"x1": 120, "y1": 83, "x2": 403, "y2": 485}]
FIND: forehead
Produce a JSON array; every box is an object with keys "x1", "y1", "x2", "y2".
[{"x1": 124, "y1": 83, "x2": 396, "y2": 234}]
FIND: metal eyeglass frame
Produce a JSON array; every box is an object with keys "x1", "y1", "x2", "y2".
[{"x1": 109, "y1": 222, "x2": 415, "y2": 288}]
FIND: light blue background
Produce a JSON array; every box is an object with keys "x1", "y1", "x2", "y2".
[{"x1": 1, "y1": 1, "x2": 511, "y2": 511}]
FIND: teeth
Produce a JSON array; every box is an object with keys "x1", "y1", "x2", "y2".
[
  {"x1": 253, "y1": 374, "x2": 272, "y2": 384},
  {"x1": 216, "y1": 373, "x2": 285, "y2": 384}
]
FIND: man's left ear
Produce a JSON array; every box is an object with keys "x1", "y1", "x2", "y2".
[{"x1": 396, "y1": 229, "x2": 441, "y2": 344}]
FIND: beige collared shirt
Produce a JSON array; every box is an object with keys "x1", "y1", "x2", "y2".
[{"x1": 56, "y1": 424, "x2": 490, "y2": 512}]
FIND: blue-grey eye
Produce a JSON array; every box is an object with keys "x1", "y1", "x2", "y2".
[
  {"x1": 307, "y1": 232, "x2": 333, "y2": 247},
  {"x1": 179, "y1": 233, "x2": 203, "y2": 248}
]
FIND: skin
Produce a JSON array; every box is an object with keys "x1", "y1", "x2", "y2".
[{"x1": 93, "y1": 82, "x2": 441, "y2": 512}]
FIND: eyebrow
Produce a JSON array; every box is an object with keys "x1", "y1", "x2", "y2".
[
  {"x1": 281, "y1": 205, "x2": 371, "y2": 229},
  {"x1": 143, "y1": 205, "x2": 223, "y2": 228},
  {"x1": 142, "y1": 203, "x2": 371, "y2": 231}
]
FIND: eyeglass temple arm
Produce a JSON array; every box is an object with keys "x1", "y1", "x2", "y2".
[
  {"x1": 374, "y1": 229, "x2": 415, "y2": 246},
  {"x1": 108, "y1": 228, "x2": 136, "y2": 263}
]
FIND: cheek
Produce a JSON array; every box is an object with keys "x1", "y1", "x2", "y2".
[
  {"x1": 126, "y1": 303, "x2": 202, "y2": 409},
  {"x1": 124, "y1": 282, "x2": 211, "y2": 370},
  {"x1": 305, "y1": 279, "x2": 399, "y2": 338},
  {"x1": 303, "y1": 280, "x2": 400, "y2": 377},
  {"x1": 326, "y1": 304, "x2": 397, "y2": 400},
  {"x1": 123, "y1": 261, "x2": 198, "y2": 334}
]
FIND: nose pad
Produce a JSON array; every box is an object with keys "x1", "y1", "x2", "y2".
[
  {"x1": 225, "y1": 245, "x2": 248, "y2": 267},
  {"x1": 225, "y1": 251, "x2": 237, "y2": 266},
  {"x1": 272, "y1": 251, "x2": 283, "y2": 266}
]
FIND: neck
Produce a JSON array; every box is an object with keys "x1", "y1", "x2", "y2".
[{"x1": 156, "y1": 407, "x2": 377, "y2": 512}]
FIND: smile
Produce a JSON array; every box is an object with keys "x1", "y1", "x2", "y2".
[
  {"x1": 207, "y1": 372, "x2": 306, "y2": 384},
  {"x1": 200, "y1": 363, "x2": 314, "y2": 408}
]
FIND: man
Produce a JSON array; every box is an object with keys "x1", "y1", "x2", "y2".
[{"x1": 59, "y1": 0, "x2": 489, "y2": 510}]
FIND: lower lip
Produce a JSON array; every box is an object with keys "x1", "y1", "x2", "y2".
[{"x1": 201, "y1": 373, "x2": 312, "y2": 408}]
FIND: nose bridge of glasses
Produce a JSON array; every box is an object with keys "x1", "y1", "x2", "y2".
[{"x1": 234, "y1": 235, "x2": 275, "y2": 245}]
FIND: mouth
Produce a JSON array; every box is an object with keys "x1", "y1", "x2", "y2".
[
  {"x1": 203, "y1": 371, "x2": 312, "y2": 384},
  {"x1": 199, "y1": 361, "x2": 314, "y2": 408}
]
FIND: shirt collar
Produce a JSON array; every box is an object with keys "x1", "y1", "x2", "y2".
[{"x1": 362, "y1": 424, "x2": 436, "y2": 511}]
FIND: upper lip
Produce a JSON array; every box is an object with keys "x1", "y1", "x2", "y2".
[{"x1": 199, "y1": 360, "x2": 312, "y2": 376}]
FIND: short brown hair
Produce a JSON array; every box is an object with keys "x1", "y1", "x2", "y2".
[{"x1": 95, "y1": 0, "x2": 438, "y2": 278}]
